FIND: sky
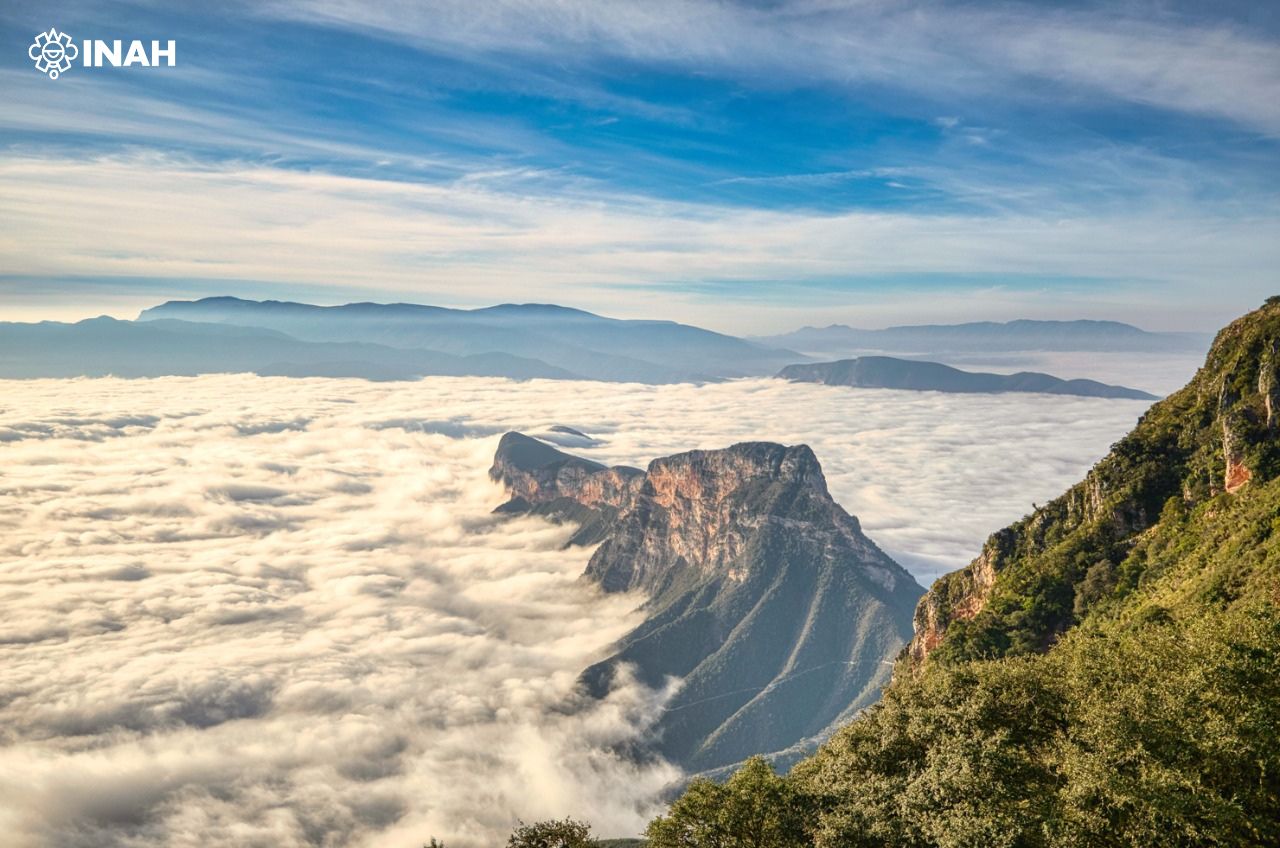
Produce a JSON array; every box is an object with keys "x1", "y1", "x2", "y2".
[
  {"x1": 1, "y1": 0, "x2": 1278, "y2": 333},
  {"x1": 0, "y1": 373, "x2": 1147, "y2": 845}
]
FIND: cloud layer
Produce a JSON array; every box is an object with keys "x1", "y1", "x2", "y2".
[{"x1": 0, "y1": 374, "x2": 1151, "y2": 845}]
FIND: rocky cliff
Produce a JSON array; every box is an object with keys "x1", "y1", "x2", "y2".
[
  {"x1": 907, "y1": 297, "x2": 1280, "y2": 667},
  {"x1": 490, "y1": 433, "x2": 923, "y2": 774},
  {"x1": 491, "y1": 432, "x2": 643, "y2": 545}
]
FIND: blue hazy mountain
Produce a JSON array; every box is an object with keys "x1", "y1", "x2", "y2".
[
  {"x1": 754, "y1": 319, "x2": 1209, "y2": 356},
  {"x1": 778, "y1": 356, "x2": 1158, "y2": 400},
  {"x1": 138, "y1": 297, "x2": 802, "y2": 382},
  {"x1": 0, "y1": 316, "x2": 572, "y2": 380}
]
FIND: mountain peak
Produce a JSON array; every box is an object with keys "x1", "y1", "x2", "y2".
[
  {"x1": 471, "y1": 303, "x2": 601, "y2": 319},
  {"x1": 133, "y1": 296, "x2": 800, "y2": 384},
  {"x1": 638, "y1": 441, "x2": 831, "y2": 532},
  {"x1": 489, "y1": 433, "x2": 921, "y2": 773}
]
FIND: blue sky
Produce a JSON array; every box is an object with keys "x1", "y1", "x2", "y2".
[{"x1": 1, "y1": 0, "x2": 1278, "y2": 332}]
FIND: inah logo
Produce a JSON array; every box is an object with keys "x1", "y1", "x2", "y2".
[
  {"x1": 28, "y1": 28, "x2": 78, "y2": 80},
  {"x1": 26, "y1": 27, "x2": 177, "y2": 80}
]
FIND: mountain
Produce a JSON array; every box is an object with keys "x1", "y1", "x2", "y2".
[
  {"x1": 138, "y1": 297, "x2": 802, "y2": 383},
  {"x1": 906, "y1": 298, "x2": 1280, "y2": 666},
  {"x1": 754, "y1": 319, "x2": 1209, "y2": 357},
  {"x1": 640, "y1": 298, "x2": 1280, "y2": 846},
  {"x1": 489, "y1": 432, "x2": 923, "y2": 775},
  {"x1": 0, "y1": 316, "x2": 571, "y2": 380},
  {"x1": 778, "y1": 356, "x2": 1157, "y2": 400}
]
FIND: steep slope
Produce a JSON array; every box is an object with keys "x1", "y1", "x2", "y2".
[
  {"x1": 642, "y1": 299, "x2": 1280, "y2": 847},
  {"x1": 907, "y1": 297, "x2": 1280, "y2": 666},
  {"x1": 489, "y1": 433, "x2": 923, "y2": 775},
  {"x1": 778, "y1": 356, "x2": 1156, "y2": 400},
  {"x1": 139, "y1": 297, "x2": 803, "y2": 383},
  {"x1": 0, "y1": 317, "x2": 572, "y2": 381}
]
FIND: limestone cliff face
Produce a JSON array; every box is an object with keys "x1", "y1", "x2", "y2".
[
  {"x1": 584, "y1": 443, "x2": 898, "y2": 596},
  {"x1": 905, "y1": 298, "x2": 1280, "y2": 667},
  {"x1": 491, "y1": 432, "x2": 923, "y2": 775},
  {"x1": 490, "y1": 432, "x2": 643, "y2": 545},
  {"x1": 907, "y1": 532, "x2": 1005, "y2": 663}
]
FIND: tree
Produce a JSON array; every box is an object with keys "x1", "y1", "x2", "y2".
[
  {"x1": 646, "y1": 757, "x2": 810, "y2": 848},
  {"x1": 1072, "y1": 559, "x2": 1116, "y2": 618},
  {"x1": 507, "y1": 818, "x2": 599, "y2": 848}
]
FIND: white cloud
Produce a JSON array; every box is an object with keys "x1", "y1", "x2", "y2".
[
  {"x1": 264, "y1": 0, "x2": 1280, "y2": 133},
  {"x1": 1, "y1": 153, "x2": 1277, "y2": 332},
  {"x1": 0, "y1": 373, "x2": 1151, "y2": 845}
]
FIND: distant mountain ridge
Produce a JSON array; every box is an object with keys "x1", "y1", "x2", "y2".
[
  {"x1": 0, "y1": 316, "x2": 572, "y2": 380},
  {"x1": 138, "y1": 296, "x2": 801, "y2": 383},
  {"x1": 4, "y1": 299, "x2": 1202, "y2": 385},
  {"x1": 755, "y1": 318, "x2": 1209, "y2": 356},
  {"x1": 489, "y1": 432, "x2": 922, "y2": 775},
  {"x1": 778, "y1": 356, "x2": 1158, "y2": 400}
]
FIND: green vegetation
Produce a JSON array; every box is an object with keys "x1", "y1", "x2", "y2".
[
  {"x1": 624, "y1": 595, "x2": 1278, "y2": 847},
  {"x1": 646, "y1": 757, "x2": 811, "y2": 848},
  {"x1": 927, "y1": 298, "x2": 1280, "y2": 663},
  {"x1": 554, "y1": 300, "x2": 1280, "y2": 847},
  {"x1": 507, "y1": 818, "x2": 600, "y2": 848},
  {"x1": 796, "y1": 600, "x2": 1280, "y2": 847}
]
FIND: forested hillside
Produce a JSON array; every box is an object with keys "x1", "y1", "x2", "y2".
[{"x1": 636, "y1": 298, "x2": 1280, "y2": 847}]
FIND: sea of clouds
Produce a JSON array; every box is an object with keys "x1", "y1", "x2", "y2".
[{"x1": 0, "y1": 375, "x2": 1153, "y2": 846}]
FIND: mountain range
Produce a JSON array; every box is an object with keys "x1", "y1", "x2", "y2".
[
  {"x1": 754, "y1": 318, "x2": 1209, "y2": 357},
  {"x1": 488, "y1": 431, "x2": 923, "y2": 775},
  {"x1": 136, "y1": 297, "x2": 800, "y2": 382},
  {"x1": 0, "y1": 297, "x2": 1207, "y2": 391},
  {"x1": 0, "y1": 316, "x2": 573, "y2": 380},
  {"x1": 778, "y1": 356, "x2": 1157, "y2": 400}
]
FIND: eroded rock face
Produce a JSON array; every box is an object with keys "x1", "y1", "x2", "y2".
[
  {"x1": 490, "y1": 432, "x2": 923, "y2": 775},
  {"x1": 490, "y1": 431, "x2": 641, "y2": 509},
  {"x1": 489, "y1": 432, "x2": 643, "y2": 545},
  {"x1": 585, "y1": 443, "x2": 898, "y2": 595},
  {"x1": 1260, "y1": 338, "x2": 1280, "y2": 429},
  {"x1": 906, "y1": 530, "x2": 1007, "y2": 664}
]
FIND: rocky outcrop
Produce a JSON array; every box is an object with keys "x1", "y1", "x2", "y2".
[
  {"x1": 490, "y1": 432, "x2": 643, "y2": 545},
  {"x1": 1261, "y1": 338, "x2": 1280, "y2": 429},
  {"x1": 490, "y1": 432, "x2": 923, "y2": 775},
  {"x1": 904, "y1": 297, "x2": 1280, "y2": 668},
  {"x1": 907, "y1": 532, "x2": 1005, "y2": 663}
]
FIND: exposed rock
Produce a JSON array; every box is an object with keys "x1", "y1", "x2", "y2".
[
  {"x1": 1261, "y1": 338, "x2": 1280, "y2": 428},
  {"x1": 907, "y1": 532, "x2": 1005, "y2": 663},
  {"x1": 489, "y1": 432, "x2": 642, "y2": 545},
  {"x1": 490, "y1": 432, "x2": 923, "y2": 775}
]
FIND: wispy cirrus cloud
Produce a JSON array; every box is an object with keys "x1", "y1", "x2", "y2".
[
  {"x1": 261, "y1": 0, "x2": 1280, "y2": 133},
  {"x1": 1, "y1": 152, "x2": 1277, "y2": 331}
]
